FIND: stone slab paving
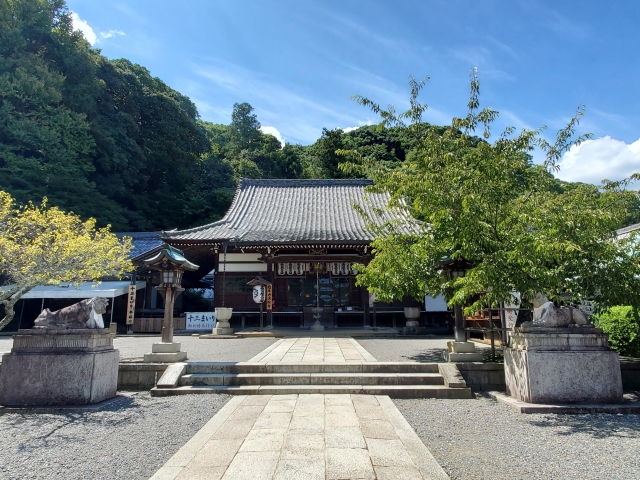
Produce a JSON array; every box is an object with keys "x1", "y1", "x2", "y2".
[
  {"x1": 150, "y1": 393, "x2": 448, "y2": 480},
  {"x1": 150, "y1": 338, "x2": 450, "y2": 479},
  {"x1": 248, "y1": 337, "x2": 377, "y2": 363}
]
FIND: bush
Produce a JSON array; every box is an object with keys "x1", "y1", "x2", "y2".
[{"x1": 594, "y1": 306, "x2": 640, "y2": 357}]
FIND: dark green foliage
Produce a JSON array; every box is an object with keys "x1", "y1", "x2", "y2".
[
  {"x1": 594, "y1": 306, "x2": 640, "y2": 357},
  {"x1": 0, "y1": 0, "x2": 216, "y2": 230},
  {"x1": 2, "y1": 0, "x2": 637, "y2": 235}
]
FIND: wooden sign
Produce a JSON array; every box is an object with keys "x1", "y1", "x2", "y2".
[
  {"x1": 266, "y1": 284, "x2": 272, "y2": 311},
  {"x1": 126, "y1": 284, "x2": 136, "y2": 325}
]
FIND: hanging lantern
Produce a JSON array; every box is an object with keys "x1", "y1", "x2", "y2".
[{"x1": 252, "y1": 285, "x2": 266, "y2": 303}]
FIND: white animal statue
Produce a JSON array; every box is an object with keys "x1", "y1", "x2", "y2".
[
  {"x1": 530, "y1": 294, "x2": 590, "y2": 328},
  {"x1": 34, "y1": 297, "x2": 109, "y2": 329}
]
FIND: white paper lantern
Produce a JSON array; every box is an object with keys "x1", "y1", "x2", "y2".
[{"x1": 252, "y1": 285, "x2": 266, "y2": 303}]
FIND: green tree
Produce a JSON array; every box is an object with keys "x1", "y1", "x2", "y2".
[
  {"x1": 0, "y1": 0, "x2": 212, "y2": 231},
  {"x1": 0, "y1": 0, "x2": 117, "y2": 223},
  {"x1": 229, "y1": 102, "x2": 262, "y2": 151},
  {"x1": 343, "y1": 73, "x2": 640, "y2": 313},
  {"x1": 0, "y1": 190, "x2": 132, "y2": 331}
]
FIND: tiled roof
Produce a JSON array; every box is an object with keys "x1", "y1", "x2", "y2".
[
  {"x1": 162, "y1": 179, "x2": 418, "y2": 243},
  {"x1": 116, "y1": 231, "x2": 164, "y2": 259},
  {"x1": 616, "y1": 223, "x2": 640, "y2": 241}
]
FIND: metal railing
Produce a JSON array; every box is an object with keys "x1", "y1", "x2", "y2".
[{"x1": 465, "y1": 307, "x2": 532, "y2": 362}]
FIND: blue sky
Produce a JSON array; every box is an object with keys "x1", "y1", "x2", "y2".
[{"x1": 67, "y1": 0, "x2": 640, "y2": 185}]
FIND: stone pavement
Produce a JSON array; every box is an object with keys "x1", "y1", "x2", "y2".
[
  {"x1": 150, "y1": 338, "x2": 450, "y2": 479},
  {"x1": 150, "y1": 393, "x2": 448, "y2": 480},
  {"x1": 248, "y1": 337, "x2": 377, "y2": 363}
]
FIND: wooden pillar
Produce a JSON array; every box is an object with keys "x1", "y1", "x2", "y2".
[
  {"x1": 362, "y1": 286, "x2": 370, "y2": 327},
  {"x1": 158, "y1": 286, "x2": 185, "y2": 343},
  {"x1": 266, "y1": 256, "x2": 273, "y2": 327},
  {"x1": 213, "y1": 250, "x2": 220, "y2": 308}
]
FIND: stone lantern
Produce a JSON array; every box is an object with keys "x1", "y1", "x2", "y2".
[{"x1": 142, "y1": 246, "x2": 198, "y2": 362}]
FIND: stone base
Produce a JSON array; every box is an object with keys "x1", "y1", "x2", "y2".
[
  {"x1": 143, "y1": 342, "x2": 187, "y2": 363},
  {"x1": 211, "y1": 320, "x2": 234, "y2": 336},
  {"x1": 212, "y1": 327, "x2": 234, "y2": 335},
  {"x1": 490, "y1": 391, "x2": 640, "y2": 414},
  {"x1": 443, "y1": 341, "x2": 484, "y2": 362},
  {"x1": 403, "y1": 326, "x2": 427, "y2": 335},
  {"x1": 0, "y1": 329, "x2": 119, "y2": 406},
  {"x1": 151, "y1": 342, "x2": 182, "y2": 353},
  {"x1": 310, "y1": 321, "x2": 325, "y2": 331},
  {"x1": 505, "y1": 328, "x2": 623, "y2": 404},
  {"x1": 402, "y1": 321, "x2": 425, "y2": 335},
  {"x1": 143, "y1": 351, "x2": 188, "y2": 363}
]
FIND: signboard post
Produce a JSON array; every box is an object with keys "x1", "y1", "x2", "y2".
[
  {"x1": 185, "y1": 312, "x2": 216, "y2": 330},
  {"x1": 266, "y1": 284, "x2": 272, "y2": 311},
  {"x1": 248, "y1": 276, "x2": 272, "y2": 331},
  {"x1": 126, "y1": 285, "x2": 136, "y2": 333},
  {"x1": 504, "y1": 291, "x2": 521, "y2": 328},
  {"x1": 253, "y1": 285, "x2": 266, "y2": 328}
]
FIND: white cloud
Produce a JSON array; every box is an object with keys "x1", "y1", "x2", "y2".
[
  {"x1": 100, "y1": 30, "x2": 126, "y2": 39},
  {"x1": 71, "y1": 12, "x2": 97, "y2": 45},
  {"x1": 189, "y1": 59, "x2": 368, "y2": 144},
  {"x1": 556, "y1": 136, "x2": 640, "y2": 184},
  {"x1": 260, "y1": 126, "x2": 285, "y2": 148}
]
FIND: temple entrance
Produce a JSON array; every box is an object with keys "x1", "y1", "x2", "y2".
[{"x1": 285, "y1": 274, "x2": 352, "y2": 308}]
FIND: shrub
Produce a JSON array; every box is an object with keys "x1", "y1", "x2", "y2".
[{"x1": 594, "y1": 306, "x2": 640, "y2": 357}]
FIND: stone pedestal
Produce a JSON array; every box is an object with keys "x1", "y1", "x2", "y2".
[
  {"x1": 0, "y1": 329, "x2": 119, "y2": 406},
  {"x1": 505, "y1": 326, "x2": 623, "y2": 404},
  {"x1": 212, "y1": 307, "x2": 234, "y2": 335},
  {"x1": 144, "y1": 342, "x2": 187, "y2": 363},
  {"x1": 444, "y1": 341, "x2": 484, "y2": 362},
  {"x1": 402, "y1": 307, "x2": 424, "y2": 334}
]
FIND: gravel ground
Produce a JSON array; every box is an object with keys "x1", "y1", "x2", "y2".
[
  {"x1": 1, "y1": 335, "x2": 277, "y2": 362},
  {"x1": 113, "y1": 335, "x2": 277, "y2": 362},
  {"x1": 0, "y1": 393, "x2": 231, "y2": 480},
  {"x1": 357, "y1": 337, "x2": 491, "y2": 362},
  {"x1": 395, "y1": 393, "x2": 640, "y2": 480}
]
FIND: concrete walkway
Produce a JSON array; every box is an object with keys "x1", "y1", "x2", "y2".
[
  {"x1": 151, "y1": 394, "x2": 448, "y2": 480},
  {"x1": 150, "y1": 338, "x2": 449, "y2": 480},
  {"x1": 248, "y1": 337, "x2": 377, "y2": 363}
]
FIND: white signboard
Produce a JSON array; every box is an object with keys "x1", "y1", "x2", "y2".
[
  {"x1": 504, "y1": 291, "x2": 521, "y2": 329},
  {"x1": 185, "y1": 312, "x2": 216, "y2": 330},
  {"x1": 424, "y1": 294, "x2": 448, "y2": 312}
]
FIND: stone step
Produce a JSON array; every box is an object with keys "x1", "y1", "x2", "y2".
[
  {"x1": 184, "y1": 361, "x2": 440, "y2": 375},
  {"x1": 150, "y1": 384, "x2": 473, "y2": 399},
  {"x1": 179, "y1": 372, "x2": 445, "y2": 387}
]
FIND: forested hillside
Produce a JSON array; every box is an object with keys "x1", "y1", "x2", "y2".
[
  {"x1": 2, "y1": 0, "x2": 638, "y2": 231},
  {"x1": 0, "y1": 0, "x2": 419, "y2": 231}
]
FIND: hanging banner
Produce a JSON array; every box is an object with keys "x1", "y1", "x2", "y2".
[
  {"x1": 277, "y1": 263, "x2": 307, "y2": 275},
  {"x1": 126, "y1": 285, "x2": 136, "y2": 325},
  {"x1": 266, "y1": 284, "x2": 273, "y2": 311},
  {"x1": 504, "y1": 291, "x2": 521, "y2": 329},
  {"x1": 328, "y1": 262, "x2": 355, "y2": 275}
]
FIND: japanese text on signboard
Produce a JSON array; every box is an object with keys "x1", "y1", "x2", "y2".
[
  {"x1": 185, "y1": 312, "x2": 216, "y2": 330},
  {"x1": 126, "y1": 285, "x2": 136, "y2": 325}
]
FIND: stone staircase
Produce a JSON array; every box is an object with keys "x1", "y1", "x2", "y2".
[{"x1": 150, "y1": 362, "x2": 473, "y2": 399}]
